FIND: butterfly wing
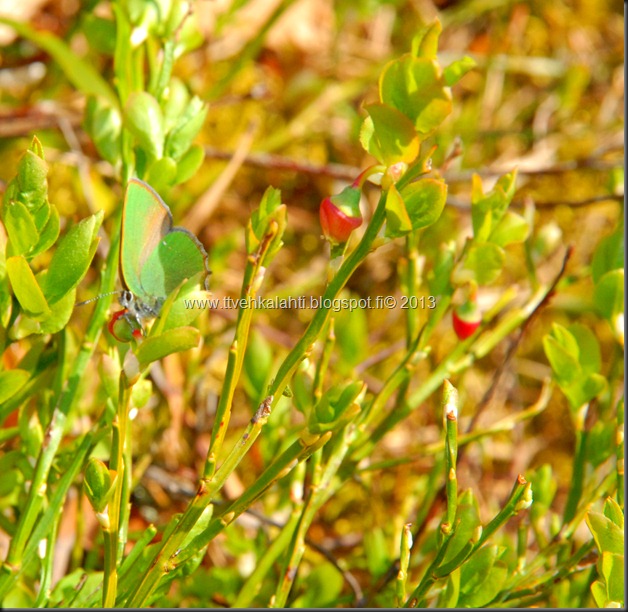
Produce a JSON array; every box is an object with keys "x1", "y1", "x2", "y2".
[
  {"x1": 140, "y1": 227, "x2": 210, "y2": 298},
  {"x1": 121, "y1": 179, "x2": 172, "y2": 301}
]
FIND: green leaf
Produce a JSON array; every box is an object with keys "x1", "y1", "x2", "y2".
[
  {"x1": 292, "y1": 362, "x2": 314, "y2": 415},
  {"x1": 488, "y1": 210, "x2": 530, "y2": 247},
  {"x1": 458, "y1": 547, "x2": 508, "y2": 607},
  {"x1": 246, "y1": 187, "x2": 286, "y2": 257},
  {"x1": 428, "y1": 241, "x2": 456, "y2": 296},
  {"x1": 548, "y1": 323, "x2": 580, "y2": 357},
  {"x1": 124, "y1": 92, "x2": 165, "y2": 160},
  {"x1": 385, "y1": 178, "x2": 447, "y2": 239},
  {"x1": 543, "y1": 323, "x2": 581, "y2": 386},
  {"x1": 601, "y1": 552, "x2": 625, "y2": 603},
  {"x1": 380, "y1": 55, "x2": 452, "y2": 134},
  {"x1": 334, "y1": 294, "x2": 369, "y2": 370},
  {"x1": 85, "y1": 97, "x2": 122, "y2": 165},
  {"x1": 442, "y1": 568, "x2": 461, "y2": 607},
  {"x1": 586, "y1": 511, "x2": 624, "y2": 555},
  {"x1": 81, "y1": 14, "x2": 116, "y2": 56},
  {"x1": 30, "y1": 205, "x2": 60, "y2": 258},
  {"x1": 384, "y1": 184, "x2": 412, "y2": 237},
  {"x1": 443, "y1": 56, "x2": 476, "y2": 86},
  {"x1": 545, "y1": 322, "x2": 608, "y2": 408},
  {"x1": 146, "y1": 157, "x2": 178, "y2": 192},
  {"x1": 136, "y1": 326, "x2": 201, "y2": 369},
  {"x1": 38, "y1": 289, "x2": 76, "y2": 334},
  {"x1": 6, "y1": 256, "x2": 50, "y2": 317},
  {"x1": 48, "y1": 569, "x2": 102, "y2": 609},
  {"x1": 562, "y1": 373, "x2": 607, "y2": 410},
  {"x1": 471, "y1": 171, "x2": 517, "y2": 242},
  {"x1": 543, "y1": 336, "x2": 579, "y2": 385},
  {"x1": 603, "y1": 497, "x2": 624, "y2": 529},
  {"x1": 2, "y1": 200, "x2": 39, "y2": 256},
  {"x1": 243, "y1": 328, "x2": 273, "y2": 400},
  {"x1": 2, "y1": 141, "x2": 49, "y2": 237},
  {"x1": 163, "y1": 78, "x2": 191, "y2": 132},
  {"x1": 0, "y1": 18, "x2": 118, "y2": 107},
  {"x1": 291, "y1": 563, "x2": 344, "y2": 608},
  {"x1": 164, "y1": 96, "x2": 208, "y2": 161},
  {"x1": 594, "y1": 269, "x2": 624, "y2": 321},
  {"x1": 364, "y1": 527, "x2": 390, "y2": 578},
  {"x1": 528, "y1": 464, "x2": 556, "y2": 520},
  {"x1": 180, "y1": 505, "x2": 214, "y2": 551},
  {"x1": 461, "y1": 242, "x2": 505, "y2": 285},
  {"x1": 591, "y1": 579, "x2": 608, "y2": 607},
  {"x1": 568, "y1": 323, "x2": 602, "y2": 374},
  {"x1": 42, "y1": 211, "x2": 103, "y2": 304},
  {"x1": 0, "y1": 370, "x2": 30, "y2": 405},
  {"x1": 161, "y1": 273, "x2": 211, "y2": 331},
  {"x1": 440, "y1": 489, "x2": 481, "y2": 567},
  {"x1": 175, "y1": 144, "x2": 205, "y2": 185},
  {"x1": 585, "y1": 422, "x2": 614, "y2": 468},
  {"x1": 592, "y1": 227, "x2": 624, "y2": 283},
  {"x1": 84, "y1": 457, "x2": 114, "y2": 513},
  {"x1": 401, "y1": 178, "x2": 447, "y2": 230},
  {"x1": 412, "y1": 19, "x2": 442, "y2": 59},
  {"x1": 362, "y1": 104, "x2": 420, "y2": 165},
  {"x1": 309, "y1": 381, "x2": 364, "y2": 434}
]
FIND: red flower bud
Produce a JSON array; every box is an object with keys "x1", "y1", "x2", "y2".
[
  {"x1": 319, "y1": 185, "x2": 362, "y2": 244},
  {"x1": 108, "y1": 309, "x2": 144, "y2": 343},
  {"x1": 452, "y1": 300, "x2": 481, "y2": 340}
]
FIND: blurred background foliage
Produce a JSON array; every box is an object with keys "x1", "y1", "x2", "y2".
[{"x1": 0, "y1": 0, "x2": 623, "y2": 607}]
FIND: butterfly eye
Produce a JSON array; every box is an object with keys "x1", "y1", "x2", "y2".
[{"x1": 120, "y1": 291, "x2": 134, "y2": 308}]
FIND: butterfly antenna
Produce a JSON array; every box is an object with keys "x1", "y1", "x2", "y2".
[{"x1": 75, "y1": 290, "x2": 124, "y2": 307}]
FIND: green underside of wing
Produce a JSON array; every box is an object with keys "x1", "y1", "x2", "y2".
[{"x1": 139, "y1": 228, "x2": 209, "y2": 298}]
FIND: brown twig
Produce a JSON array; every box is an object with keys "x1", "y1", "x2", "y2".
[{"x1": 463, "y1": 245, "x2": 573, "y2": 437}]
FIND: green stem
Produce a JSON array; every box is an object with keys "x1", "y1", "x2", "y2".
[
  {"x1": 562, "y1": 427, "x2": 588, "y2": 525},
  {"x1": 403, "y1": 232, "x2": 421, "y2": 346},
  {"x1": 313, "y1": 319, "x2": 335, "y2": 401},
  {"x1": 124, "y1": 397, "x2": 275, "y2": 607},
  {"x1": 273, "y1": 425, "x2": 357, "y2": 607},
  {"x1": 442, "y1": 381, "x2": 459, "y2": 533},
  {"x1": 0, "y1": 433, "x2": 97, "y2": 600},
  {"x1": 102, "y1": 522, "x2": 117, "y2": 608},
  {"x1": 33, "y1": 510, "x2": 60, "y2": 607},
  {"x1": 268, "y1": 193, "x2": 387, "y2": 404},
  {"x1": 363, "y1": 283, "x2": 553, "y2": 458},
  {"x1": 102, "y1": 374, "x2": 132, "y2": 607},
  {"x1": 174, "y1": 431, "x2": 332, "y2": 571},
  {"x1": 405, "y1": 474, "x2": 530, "y2": 607},
  {"x1": 152, "y1": 39, "x2": 175, "y2": 100},
  {"x1": 204, "y1": 221, "x2": 279, "y2": 479},
  {"x1": 616, "y1": 398, "x2": 624, "y2": 509},
  {"x1": 0, "y1": 220, "x2": 119, "y2": 595},
  {"x1": 403, "y1": 533, "x2": 454, "y2": 607},
  {"x1": 500, "y1": 540, "x2": 596, "y2": 605},
  {"x1": 396, "y1": 523, "x2": 413, "y2": 606},
  {"x1": 272, "y1": 449, "x2": 323, "y2": 608},
  {"x1": 351, "y1": 336, "x2": 426, "y2": 461},
  {"x1": 233, "y1": 465, "x2": 306, "y2": 608}
]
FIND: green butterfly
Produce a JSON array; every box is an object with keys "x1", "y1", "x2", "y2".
[{"x1": 111, "y1": 178, "x2": 210, "y2": 339}]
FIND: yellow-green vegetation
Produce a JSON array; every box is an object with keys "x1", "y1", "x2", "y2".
[{"x1": 0, "y1": 0, "x2": 623, "y2": 608}]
